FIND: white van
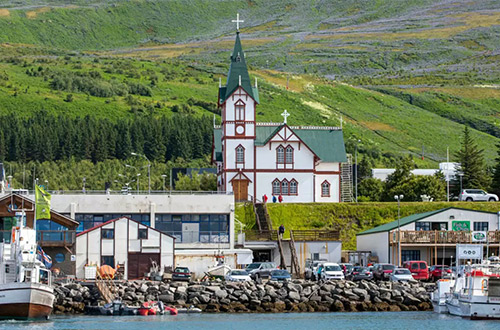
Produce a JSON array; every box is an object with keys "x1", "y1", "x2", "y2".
[{"x1": 320, "y1": 262, "x2": 345, "y2": 280}]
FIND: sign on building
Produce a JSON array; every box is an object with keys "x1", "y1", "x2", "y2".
[
  {"x1": 456, "y1": 244, "x2": 483, "y2": 260},
  {"x1": 452, "y1": 220, "x2": 470, "y2": 231},
  {"x1": 471, "y1": 231, "x2": 487, "y2": 242}
]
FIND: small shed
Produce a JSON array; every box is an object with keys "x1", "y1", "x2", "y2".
[{"x1": 76, "y1": 217, "x2": 175, "y2": 280}]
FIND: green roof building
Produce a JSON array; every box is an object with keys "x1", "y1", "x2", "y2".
[{"x1": 213, "y1": 27, "x2": 348, "y2": 203}]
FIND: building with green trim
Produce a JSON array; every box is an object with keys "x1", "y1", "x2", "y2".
[
  {"x1": 213, "y1": 29, "x2": 347, "y2": 202},
  {"x1": 356, "y1": 207, "x2": 500, "y2": 266}
]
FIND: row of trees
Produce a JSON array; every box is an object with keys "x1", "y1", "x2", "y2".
[
  {"x1": 0, "y1": 112, "x2": 214, "y2": 164},
  {"x1": 358, "y1": 126, "x2": 493, "y2": 202}
]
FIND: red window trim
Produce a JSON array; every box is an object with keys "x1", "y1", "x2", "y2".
[
  {"x1": 276, "y1": 144, "x2": 295, "y2": 166},
  {"x1": 276, "y1": 145, "x2": 285, "y2": 164},
  {"x1": 285, "y1": 145, "x2": 294, "y2": 166},
  {"x1": 235, "y1": 144, "x2": 245, "y2": 165},
  {"x1": 234, "y1": 99, "x2": 246, "y2": 121},
  {"x1": 289, "y1": 179, "x2": 298, "y2": 196},
  {"x1": 271, "y1": 178, "x2": 298, "y2": 196},
  {"x1": 321, "y1": 180, "x2": 331, "y2": 197}
]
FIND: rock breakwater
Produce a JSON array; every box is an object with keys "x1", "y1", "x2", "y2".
[{"x1": 53, "y1": 279, "x2": 435, "y2": 314}]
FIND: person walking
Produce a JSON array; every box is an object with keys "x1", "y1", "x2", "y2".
[
  {"x1": 272, "y1": 195, "x2": 277, "y2": 203},
  {"x1": 279, "y1": 224, "x2": 285, "y2": 239},
  {"x1": 278, "y1": 194, "x2": 283, "y2": 203},
  {"x1": 263, "y1": 194, "x2": 268, "y2": 203}
]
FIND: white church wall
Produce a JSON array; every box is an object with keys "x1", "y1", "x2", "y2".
[
  {"x1": 224, "y1": 92, "x2": 256, "y2": 122},
  {"x1": 225, "y1": 139, "x2": 254, "y2": 170},
  {"x1": 256, "y1": 142, "x2": 315, "y2": 170},
  {"x1": 314, "y1": 174, "x2": 341, "y2": 202},
  {"x1": 316, "y1": 162, "x2": 340, "y2": 172}
]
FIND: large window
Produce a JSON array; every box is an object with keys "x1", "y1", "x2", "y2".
[
  {"x1": 75, "y1": 213, "x2": 150, "y2": 233},
  {"x1": 321, "y1": 181, "x2": 330, "y2": 197},
  {"x1": 236, "y1": 145, "x2": 245, "y2": 164},
  {"x1": 415, "y1": 222, "x2": 431, "y2": 231},
  {"x1": 272, "y1": 179, "x2": 281, "y2": 195},
  {"x1": 101, "y1": 229, "x2": 114, "y2": 239},
  {"x1": 36, "y1": 220, "x2": 69, "y2": 242},
  {"x1": 235, "y1": 101, "x2": 245, "y2": 121},
  {"x1": 155, "y1": 214, "x2": 229, "y2": 244},
  {"x1": 290, "y1": 180, "x2": 298, "y2": 195},
  {"x1": 474, "y1": 222, "x2": 489, "y2": 231},
  {"x1": 272, "y1": 179, "x2": 298, "y2": 196},
  {"x1": 401, "y1": 250, "x2": 420, "y2": 262},
  {"x1": 101, "y1": 256, "x2": 115, "y2": 267},
  {"x1": 285, "y1": 146, "x2": 294, "y2": 164},
  {"x1": 281, "y1": 180, "x2": 289, "y2": 195},
  {"x1": 276, "y1": 146, "x2": 284, "y2": 163}
]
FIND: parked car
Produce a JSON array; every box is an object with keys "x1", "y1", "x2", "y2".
[
  {"x1": 305, "y1": 260, "x2": 327, "y2": 281},
  {"x1": 245, "y1": 262, "x2": 277, "y2": 279},
  {"x1": 269, "y1": 269, "x2": 292, "y2": 282},
  {"x1": 459, "y1": 189, "x2": 499, "y2": 202},
  {"x1": 430, "y1": 265, "x2": 452, "y2": 281},
  {"x1": 346, "y1": 266, "x2": 373, "y2": 281},
  {"x1": 225, "y1": 269, "x2": 252, "y2": 282},
  {"x1": 172, "y1": 267, "x2": 191, "y2": 281},
  {"x1": 403, "y1": 261, "x2": 429, "y2": 281},
  {"x1": 373, "y1": 264, "x2": 396, "y2": 281},
  {"x1": 320, "y1": 263, "x2": 345, "y2": 280},
  {"x1": 339, "y1": 263, "x2": 354, "y2": 276},
  {"x1": 390, "y1": 268, "x2": 414, "y2": 282}
]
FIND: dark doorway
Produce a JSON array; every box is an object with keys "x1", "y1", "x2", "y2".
[
  {"x1": 127, "y1": 253, "x2": 160, "y2": 279},
  {"x1": 253, "y1": 250, "x2": 272, "y2": 262}
]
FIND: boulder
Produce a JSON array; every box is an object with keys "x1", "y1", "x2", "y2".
[
  {"x1": 288, "y1": 291, "x2": 301, "y2": 301},
  {"x1": 159, "y1": 293, "x2": 175, "y2": 303},
  {"x1": 215, "y1": 290, "x2": 228, "y2": 299}
]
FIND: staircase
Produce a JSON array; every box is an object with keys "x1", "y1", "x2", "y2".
[
  {"x1": 341, "y1": 154, "x2": 354, "y2": 202},
  {"x1": 276, "y1": 229, "x2": 287, "y2": 270},
  {"x1": 289, "y1": 230, "x2": 301, "y2": 277},
  {"x1": 95, "y1": 268, "x2": 117, "y2": 303},
  {"x1": 254, "y1": 202, "x2": 273, "y2": 233}
]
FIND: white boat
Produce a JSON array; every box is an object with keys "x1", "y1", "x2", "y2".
[
  {"x1": 0, "y1": 223, "x2": 54, "y2": 319},
  {"x1": 445, "y1": 263, "x2": 500, "y2": 319},
  {"x1": 431, "y1": 279, "x2": 454, "y2": 313}
]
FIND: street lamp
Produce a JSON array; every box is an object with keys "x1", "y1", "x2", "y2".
[
  {"x1": 136, "y1": 173, "x2": 141, "y2": 193},
  {"x1": 44, "y1": 180, "x2": 49, "y2": 191},
  {"x1": 83, "y1": 177, "x2": 86, "y2": 193},
  {"x1": 394, "y1": 194, "x2": 404, "y2": 266},
  {"x1": 161, "y1": 174, "x2": 167, "y2": 192},
  {"x1": 458, "y1": 173, "x2": 464, "y2": 198},
  {"x1": 355, "y1": 139, "x2": 361, "y2": 203},
  {"x1": 131, "y1": 152, "x2": 151, "y2": 194}
]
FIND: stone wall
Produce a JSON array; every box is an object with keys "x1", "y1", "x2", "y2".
[{"x1": 53, "y1": 279, "x2": 435, "y2": 314}]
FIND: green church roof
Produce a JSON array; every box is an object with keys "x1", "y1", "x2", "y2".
[{"x1": 219, "y1": 32, "x2": 258, "y2": 104}]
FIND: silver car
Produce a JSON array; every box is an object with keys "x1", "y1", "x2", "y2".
[{"x1": 459, "y1": 189, "x2": 498, "y2": 202}]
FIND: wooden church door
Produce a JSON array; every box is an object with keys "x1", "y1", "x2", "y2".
[{"x1": 232, "y1": 179, "x2": 249, "y2": 202}]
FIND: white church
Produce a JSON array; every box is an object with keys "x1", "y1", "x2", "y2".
[{"x1": 213, "y1": 18, "x2": 348, "y2": 203}]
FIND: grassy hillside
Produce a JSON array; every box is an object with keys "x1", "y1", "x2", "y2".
[{"x1": 235, "y1": 202, "x2": 500, "y2": 250}]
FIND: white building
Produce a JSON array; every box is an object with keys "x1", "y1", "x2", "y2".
[
  {"x1": 356, "y1": 207, "x2": 500, "y2": 265},
  {"x1": 213, "y1": 31, "x2": 347, "y2": 202},
  {"x1": 76, "y1": 217, "x2": 175, "y2": 280},
  {"x1": 372, "y1": 162, "x2": 458, "y2": 182},
  {"x1": 5, "y1": 191, "x2": 253, "y2": 278}
]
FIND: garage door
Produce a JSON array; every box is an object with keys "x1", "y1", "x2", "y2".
[{"x1": 127, "y1": 253, "x2": 160, "y2": 280}]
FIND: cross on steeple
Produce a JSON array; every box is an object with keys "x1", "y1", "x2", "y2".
[
  {"x1": 281, "y1": 109, "x2": 290, "y2": 124},
  {"x1": 232, "y1": 13, "x2": 244, "y2": 31}
]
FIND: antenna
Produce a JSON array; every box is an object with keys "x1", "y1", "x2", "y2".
[
  {"x1": 219, "y1": 77, "x2": 222, "y2": 88},
  {"x1": 238, "y1": 75, "x2": 241, "y2": 86},
  {"x1": 255, "y1": 77, "x2": 257, "y2": 88},
  {"x1": 213, "y1": 114, "x2": 216, "y2": 128}
]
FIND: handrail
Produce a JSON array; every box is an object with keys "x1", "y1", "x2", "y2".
[
  {"x1": 244, "y1": 229, "x2": 340, "y2": 241},
  {"x1": 95, "y1": 267, "x2": 118, "y2": 304},
  {"x1": 389, "y1": 230, "x2": 500, "y2": 244},
  {"x1": 253, "y1": 202, "x2": 263, "y2": 233},
  {"x1": 289, "y1": 230, "x2": 301, "y2": 277},
  {"x1": 9, "y1": 190, "x2": 233, "y2": 196}
]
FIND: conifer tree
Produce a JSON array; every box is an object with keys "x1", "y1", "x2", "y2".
[
  {"x1": 455, "y1": 126, "x2": 491, "y2": 190},
  {"x1": 491, "y1": 143, "x2": 500, "y2": 195}
]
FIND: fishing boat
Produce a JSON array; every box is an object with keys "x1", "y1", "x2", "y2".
[
  {"x1": 431, "y1": 279, "x2": 454, "y2": 313},
  {"x1": 0, "y1": 223, "x2": 55, "y2": 319},
  {"x1": 445, "y1": 262, "x2": 500, "y2": 319}
]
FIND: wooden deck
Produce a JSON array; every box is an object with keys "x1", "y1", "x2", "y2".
[{"x1": 389, "y1": 230, "x2": 500, "y2": 245}]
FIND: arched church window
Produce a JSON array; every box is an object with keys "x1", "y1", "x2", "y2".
[
  {"x1": 276, "y1": 146, "x2": 284, "y2": 164},
  {"x1": 290, "y1": 180, "x2": 298, "y2": 195},
  {"x1": 235, "y1": 100, "x2": 245, "y2": 121},
  {"x1": 285, "y1": 146, "x2": 294, "y2": 164},
  {"x1": 321, "y1": 181, "x2": 330, "y2": 197},
  {"x1": 272, "y1": 179, "x2": 281, "y2": 195},
  {"x1": 236, "y1": 145, "x2": 245, "y2": 163},
  {"x1": 281, "y1": 180, "x2": 289, "y2": 195}
]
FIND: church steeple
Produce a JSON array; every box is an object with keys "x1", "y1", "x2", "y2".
[{"x1": 219, "y1": 31, "x2": 259, "y2": 104}]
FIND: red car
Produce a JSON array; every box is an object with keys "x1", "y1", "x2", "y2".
[
  {"x1": 430, "y1": 265, "x2": 452, "y2": 281},
  {"x1": 403, "y1": 261, "x2": 429, "y2": 281}
]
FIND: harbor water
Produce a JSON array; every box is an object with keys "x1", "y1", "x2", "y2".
[{"x1": 1, "y1": 312, "x2": 499, "y2": 330}]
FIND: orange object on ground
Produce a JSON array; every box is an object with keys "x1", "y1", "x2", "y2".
[
  {"x1": 165, "y1": 306, "x2": 178, "y2": 315},
  {"x1": 99, "y1": 265, "x2": 116, "y2": 279}
]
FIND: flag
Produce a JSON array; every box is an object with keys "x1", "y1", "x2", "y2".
[
  {"x1": 37, "y1": 246, "x2": 52, "y2": 269},
  {"x1": 35, "y1": 185, "x2": 51, "y2": 220}
]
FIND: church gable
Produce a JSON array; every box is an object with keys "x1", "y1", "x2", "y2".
[{"x1": 269, "y1": 125, "x2": 300, "y2": 143}]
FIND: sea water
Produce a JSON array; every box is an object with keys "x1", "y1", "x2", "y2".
[{"x1": 1, "y1": 312, "x2": 499, "y2": 330}]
